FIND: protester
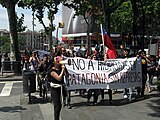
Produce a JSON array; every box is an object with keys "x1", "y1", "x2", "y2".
[
  {"x1": 38, "y1": 54, "x2": 49, "y2": 97},
  {"x1": 0, "y1": 53, "x2": 2, "y2": 72},
  {"x1": 137, "y1": 50, "x2": 150, "y2": 97},
  {"x1": 59, "y1": 47, "x2": 72, "y2": 109},
  {"x1": 121, "y1": 47, "x2": 134, "y2": 100},
  {"x1": 157, "y1": 55, "x2": 160, "y2": 79},
  {"x1": 29, "y1": 51, "x2": 40, "y2": 71},
  {"x1": 147, "y1": 55, "x2": 156, "y2": 85},
  {"x1": 48, "y1": 56, "x2": 67, "y2": 120},
  {"x1": 87, "y1": 54, "x2": 99, "y2": 105},
  {"x1": 104, "y1": 52, "x2": 113, "y2": 104}
]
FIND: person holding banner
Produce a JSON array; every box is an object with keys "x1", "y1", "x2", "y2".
[
  {"x1": 60, "y1": 47, "x2": 72, "y2": 109},
  {"x1": 121, "y1": 47, "x2": 135, "y2": 100},
  {"x1": 48, "y1": 56, "x2": 67, "y2": 120},
  {"x1": 137, "y1": 50, "x2": 150, "y2": 97},
  {"x1": 87, "y1": 54, "x2": 100, "y2": 105},
  {"x1": 101, "y1": 25, "x2": 117, "y2": 104},
  {"x1": 104, "y1": 53, "x2": 113, "y2": 104}
]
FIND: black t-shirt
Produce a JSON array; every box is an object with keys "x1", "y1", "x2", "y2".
[
  {"x1": 141, "y1": 57, "x2": 148, "y2": 74},
  {"x1": 48, "y1": 68, "x2": 64, "y2": 84}
]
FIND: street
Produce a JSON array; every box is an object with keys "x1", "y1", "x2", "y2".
[{"x1": 0, "y1": 78, "x2": 160, "y2": 120}]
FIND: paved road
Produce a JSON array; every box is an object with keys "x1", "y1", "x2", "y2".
[{"x1": 0, "y1": 77, "x2": 160, "y2": 120}]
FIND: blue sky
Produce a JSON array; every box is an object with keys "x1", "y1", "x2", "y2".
[{"x1": 0, "y1": 4, "x2": 62, "y2": 38}]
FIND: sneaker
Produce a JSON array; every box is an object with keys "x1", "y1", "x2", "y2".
[
  {"x1": 67, "y1": 104, "x2": 72, "y2": 109},
  {"x1": 93, "y1": 102, "x2": 98, "y2": 105},
  {"x1": 124, "y1": 95, "x2": 128, "y2": 99},
  {"x1": 109, "y1": 100, "x2": 113, "y2": 104}
]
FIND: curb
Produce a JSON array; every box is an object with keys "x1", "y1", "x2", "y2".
[{"x1": 0, "y1": 76, "x2": 23, "y2": 81}]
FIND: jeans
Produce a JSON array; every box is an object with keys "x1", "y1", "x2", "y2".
[
  {"x1": 87, "y1": 89, "x2": 99, "y2": 103},
  {"x1": 50, "y1": 87, "x2": 62, "y2": 120}
]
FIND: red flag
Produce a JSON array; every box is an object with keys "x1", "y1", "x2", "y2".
[
  {"x1": 62, "y1": 36, "x2": 66, "y2": 42},
  {"x1": 101, "y1": 27, "x2": 117, "y2": 59}
]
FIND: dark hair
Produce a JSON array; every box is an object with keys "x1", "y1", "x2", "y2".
[
  {"x1": 124, "y1": 47, "x2": 130, "y2": 53},
  {"x1": 49, "y1": 56, "x2": 55, "y2": 63}
]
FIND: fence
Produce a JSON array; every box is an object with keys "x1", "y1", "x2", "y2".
[{"x1": 1, "y1": 61, "x2": 21, "y2": 76}]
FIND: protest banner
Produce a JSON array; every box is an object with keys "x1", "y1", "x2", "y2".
[{"x1": 65, "y1": 57, "x2": 142, "y2": 90}]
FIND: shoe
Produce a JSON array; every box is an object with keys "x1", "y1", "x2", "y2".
[
  {"x1": 87, "y1": 100, "x2": 91, "y2": 106},
  {"x1": 67, "y1": 104, "x2": 72, "y2": 109},
  {"x1": 39, "y1": 93, "x2": 42, "y2": 97},
  {"x1": 124, "y1": 95, "x2": 128, "y2": 99},
  {"x1": 93, "y1": 102, "x2": 98, "y2": 105},
  {"x1": 100, "y1": 99, "x2": 105, "y2": 102},
  {"x1": 109, "y1": 100, "x2": 113, "y2": 104}
]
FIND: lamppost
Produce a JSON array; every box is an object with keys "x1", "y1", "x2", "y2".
[
  {"x1": 56, "y1": 25, "x2": 59, "y2": 47},
  {"x1": 32, "y1": 10, "x2": 35, "y2": 50}
]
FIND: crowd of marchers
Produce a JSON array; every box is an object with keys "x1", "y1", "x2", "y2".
[{"x1": 17, "y1": 43, "x2": 160, "y2": 120}]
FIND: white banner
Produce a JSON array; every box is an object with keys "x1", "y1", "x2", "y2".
[{"x1": 65, "y1": 57, "x2": 142, "y2": 90}]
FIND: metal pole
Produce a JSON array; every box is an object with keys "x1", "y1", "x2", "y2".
[
  {"x1": 56, "y1": 26, "x2": 59, "y2": 47},
  {"x1": 32, "y1": 10, "x2": 35, "y2": 50}
]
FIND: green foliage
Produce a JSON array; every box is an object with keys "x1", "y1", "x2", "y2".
[
  {"x1": 18, "y1": 35, "x2": 25, "y2": 50},
  {"x1": 21, "y1": 0, "x2": 59, "y2": 34},
  {"x1": 111, "y1": 1, "x2": 132, "y2": 33},
  {"x1": 0, "y1": 35, "x2": 10, "y2": 53},
  {"x1": 17, "y1": 13, "x2": 27, "y2": 32},
  {"x1": 0, "y1": 35, "x2": 25, "y2": 52},
  {"x1": 63, "y1": 0, "x2": 103, "y2": 18},
  {"x1": 144, "y1": 0, "x2": 160, "y2": 36}
]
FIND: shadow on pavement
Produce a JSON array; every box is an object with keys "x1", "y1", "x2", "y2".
[
  {"x1": 0, "y1": 106, "x2": 26, "y2": 113},
  {"x1": 147, "y1": 93, "x2": 160, "y2": 118},
  {"x1": 71, "y1": 92, "x2": 160, "y2": 109},
  {"x1": 29, "y1": 96, "x2": 52, "y2": 104}
]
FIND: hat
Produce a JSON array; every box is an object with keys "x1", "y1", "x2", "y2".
[{"x1": 124, "y1": 47, "x2": 130, "y2": 52}]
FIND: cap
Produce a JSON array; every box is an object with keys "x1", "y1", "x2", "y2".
[{"x1": 124, "y1": 47, "x2": 130, "y2": 52}]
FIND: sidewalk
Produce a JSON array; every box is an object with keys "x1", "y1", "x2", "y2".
[
  {"x1": 20, "y1": 90, "x2": 160, "y2": 120},
  {"x1": 0, "y1": 72, "x2": 22, "y2": 81}
]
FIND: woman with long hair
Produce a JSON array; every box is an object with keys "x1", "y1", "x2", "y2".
[{"x1": 48, "y1": 56, "x2": 66, "y2": 120}]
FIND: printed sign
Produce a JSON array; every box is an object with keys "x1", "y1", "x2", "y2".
[{"x1": 65, "y1": 57, "x2": 142, "y2": 90}]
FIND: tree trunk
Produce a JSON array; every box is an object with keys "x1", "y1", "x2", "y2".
[
  {"x1": 6, "y1": 2, "x2": 19, "y2": 61},
  {"x1": 49, "y1": 11, "x2": 54, "y2": 51},
  {"x1": 131, "y1": 0, "x2": 144, "y2": 51}
]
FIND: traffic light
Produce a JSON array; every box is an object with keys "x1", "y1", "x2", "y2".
[{"x1": 59, "y1": 22, "x2": 65, "y2": 28}]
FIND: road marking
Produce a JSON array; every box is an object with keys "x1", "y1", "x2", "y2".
[
  {"x1": 0, "y1": 81, "x2": 22, "y2": 83},
  {"x1": 0, "y1": 81, "x2": 22, "y2": 97},
  {"x1": 0, "y1": 82, "x2": 13, "y2": 96}
]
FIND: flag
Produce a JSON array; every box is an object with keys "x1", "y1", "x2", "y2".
[{"x1": 101, "y1": 24, "x2": 117, "y2": 59}]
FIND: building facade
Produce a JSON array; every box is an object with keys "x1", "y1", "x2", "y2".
[{"x1": 0, "y1": 29, "x2": 56, "y2": 52}]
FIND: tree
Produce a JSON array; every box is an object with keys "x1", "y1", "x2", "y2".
[
  {"x1": 101, "y1": 0, "x2": 128, "y2": 36},
  {"x1": 0, "y1": 0, "x2": 20, "y2": 61},
  {"x1": 0, "y1": 35, "x2": 10, "y2": 53},
  {"x1": 144, "y1": 0, "x2": 160, "y2": 36},
  {"x1": 20, "y1": 0, "x2": 61, "y2": 51},
  {"x1": 111, "y1": 1, "x2": 132, "y2": 33},
  {"x1": 18, "y1": 35, "x2": 25, "y2": 50},
  {"x1": 17, "y1": 13, "x2": 27, "y2": 32}
]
